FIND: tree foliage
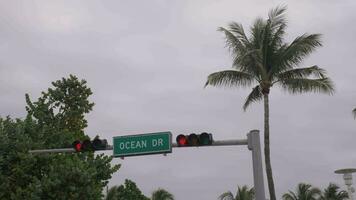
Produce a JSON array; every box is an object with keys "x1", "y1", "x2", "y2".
[
  {"x1": 218, "y1": 185, "x2": 254, "y2": 200},
  {"x1": 283, "y1": 183, "x2": 321, "y2": 200},
  {"x1": 105, "y1": 179, "x2": 149, "y2": 200},
  {"x1": 283, "y1": 183, "x2": 349, "y2": 200},
  {"x1": 321, "y1": 183, "x2": 348, "y2": 200},
  {"x1": 151, "y1": 188, "x2": 175, "y2": 200},
  {"x1": 25, "y1": 74, "x2": 94, "y2": 141},
  {"x1": 0, "y1": 75, "x2": 119, "y2": 199}
]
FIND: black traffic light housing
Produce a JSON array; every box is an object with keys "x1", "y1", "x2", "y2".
[
  {"x1": 176, "y1": 132, "x2": 213, "y2": 147},
  {"x1": 72, "y1": 138, "x2": 108, "y2": 152}
]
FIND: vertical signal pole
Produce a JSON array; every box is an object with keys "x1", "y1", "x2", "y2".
[{"x1": 248, "y1": 130, "x2": 266, "y2": 200}]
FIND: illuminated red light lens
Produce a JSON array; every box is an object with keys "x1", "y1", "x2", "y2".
[
  {"x1": 176, "y1": 135, "x2": 188, "y2": 146},
  {"x1": 72, "y1": 140, "x2": 82, "y2": 152},
  {"x1": 75, "y1": 143, "x2": 82, "y2": 151}
]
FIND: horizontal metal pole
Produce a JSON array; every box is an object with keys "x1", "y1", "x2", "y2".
[
  {"x1": 29, "y1": 139, "x2": 248, "y2": 154},
  {"x1": 29, "y1": 148, "x2": 75, "y2": 154},
  {"x1": 29, "y1": 145, "x2": 114, "y2": 154}
]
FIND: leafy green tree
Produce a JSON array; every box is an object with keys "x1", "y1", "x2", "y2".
[
  {"x1": 205, "y1": 7, "x2": 334, "y2": 200},
  {"x1": 321, "y1": 183, "x2": 348, "y2": 200},
  {"x1": 282, "y1": 183, "x2": 321, "y2": 200},
  {"x1": 25, "y1": 74, "x2": 94, "y2": 141},
  {"x1": 105, "y1": 186, "x2": 120, "y2": 200},
  {"x1": 218, "y1": 185, "x2": 254, "y2": 200},
  {"x1": 116, "y1": 179, "x2": 150, "y2": 200},
  {"x1": 0, "y1": 75, "x2": 119, "y2": 199},
  {"x1": 151, "y1": 188, "x2": 174, "y2": 200},
  {"x1": 0, "y1": 117, "x2": 41, "y2": 199}
]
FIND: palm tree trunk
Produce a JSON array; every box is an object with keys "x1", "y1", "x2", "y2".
[{"x1": 264, "y1": 93, "x2": 276, "y2": 200}]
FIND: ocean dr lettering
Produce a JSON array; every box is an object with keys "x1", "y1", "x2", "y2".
[{"x1": 119, "y1": 138, "x2": 164, "y2": 150}]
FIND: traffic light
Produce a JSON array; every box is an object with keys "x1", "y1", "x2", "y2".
[
  {"x1": 72, "y1": 138, "x2": 108, "y2": 152},
  {"x1": 176, "y1": 132, "x2": 213, "y2": 147}
]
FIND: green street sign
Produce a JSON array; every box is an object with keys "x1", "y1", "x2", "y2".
[{"x1": 113, "y1": 131, "x2": 172, "y2": 157}]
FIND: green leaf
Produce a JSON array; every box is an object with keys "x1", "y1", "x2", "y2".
[
  {"x1": 277, "y1": 65, "x2": 326, "y2": 81},
  {"x1": 205, "y1": 70, "x2": 255, "y2": 88},
  {"x1": 243, "y1": 85, "x2": 263, "y2": 111},
  {"x1": 280, "y1": 78, "x2": 334, "y2": 94}
]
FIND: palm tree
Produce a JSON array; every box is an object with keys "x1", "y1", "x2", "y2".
[
  {"x1": 321, "y1": 183, "x2": 348, "y2": 200},
  {"x1": 218, "y1": 185, "x2": 255, "y2": 200},
  {"x1": 151, "y1": 188, "x2": 174, "y2": 200},
  {"x1": 282, "y1": 183, "x2": 321, "y2": 200},
  {"x1": 205, "y1": 6, "x2": 334, "y2": 200}
]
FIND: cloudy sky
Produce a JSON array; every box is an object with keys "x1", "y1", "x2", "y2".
[{"x1": 1, "y1": 0, "x2": 356, "y2": 199}]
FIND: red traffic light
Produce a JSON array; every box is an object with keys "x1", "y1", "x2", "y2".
[
  {"x1": 176, "y1": 133, "x2": 213, "y2": 147},
  {"x1": 72, "y1": 138, "x2": 108, "y2": 152},
  {"x1": 72, "y1": 140, "x2": 82, "y2": 152},
  {"x1": 176, "y1": 134, "x2": 188, "y2": 146}
]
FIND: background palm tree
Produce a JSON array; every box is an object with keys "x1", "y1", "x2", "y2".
[
  {"x1": 218, "y1": 185, "x2": 254, "y2": 200},
  {"x1": 321, "y1": 183, "x2": 348, "y2": 200},
  {"x1": 282, "y1": 183, "x2": 321, "y2": 200},
  {"x1": 151, "y1": 188, "x2": 174, "y2": 200},
  {"x1": 205, "y1": 6, "x2": 334, "y2": 200}
]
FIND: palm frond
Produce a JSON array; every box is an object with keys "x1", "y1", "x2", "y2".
[
  {"x1": 323, "y1": 183, "x2": 349, "y2": 200},
  {"x1": 270, "y1": 22, "x2": 287, "y2": 52},
  {"x1": 268, "y1": 5, "x2": 287, "y2": 29},
  {"x1": 280, "y1": 77, "x2": 334, "y2": 94},
  {"x1": 219, "y1": 24, "x2": 264, "y2": 77},
  {"x1": 218, "y1": 27, "x2": 246, "y2": 56},
  {"x1": 262, "y1": 6, "x2": 288, "y2": 74},
  {"x1": 265, "y1": 6, "x2": 288, "y2": 75},
  {"x1": 233, "y1": 49, "x2": 261, "y2": 66},
  {"x1": 262, "y1": 18, "x2": 273, "y2": 72},
  {"x1": 336, "y1": 191, "x2": 349, "y2": 200},
  {"x1": 232, "y1": 48, "x2": 264, "y2": 79},
  {"x1": 307, "y1": 187, "x2": 321, "y2": 200},
  {"x1": 283, "y1": 183, "x2": 321, "y2": 200},
  {"x1": 243, "y1": 85, "x2": 263, "y2": 111},
  {"x1": 282, "y1": 191, "x2": 298, "y2": 200},
  {"x1": 228, "y1": 22, "x2": 250, "y2": 46},
  {"x1": 250, "y1": 17, "x2": 266, "y2": 49},
  {"x1": 269, "y1": 5, "x2": 287, "y2": 20},
  {"x1": 236, "y1": 186, "x2": 255, "y2": 200},
  {"x1": 205, "y1": 70, "x2": 255, "y2": 88},
  {"x1": 277, "y1": 65, "x2": 326, "y2": 81},
  {"x1": 277, "y1": 34, "x2": 322, "y2": 70},
  {"x1": 218, "y1": 191, "x2": 234, "y2": 200}
]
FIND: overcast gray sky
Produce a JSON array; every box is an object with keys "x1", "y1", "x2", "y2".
[{"x1": 1, "y1": 0, "x2": 356, "y2": 199}]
